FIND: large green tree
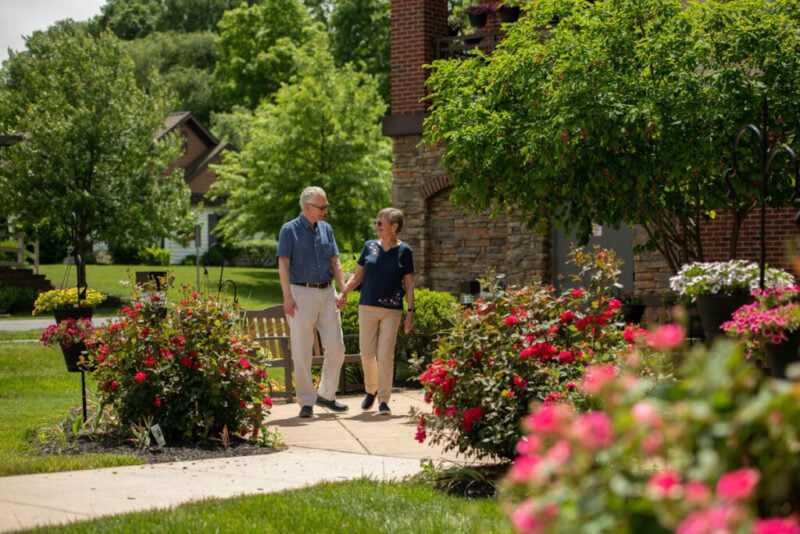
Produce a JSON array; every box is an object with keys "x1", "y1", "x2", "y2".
[
  {"x1": 329, "y1": 0, "x2": 391, "y2": 107},
  {"x1": 213, "y1": 0, "x2": 312, "y2": 110},
  {"x1": 211, "y1": 29, "x2": 392, "y2": 251},
  {"x1": 423, "y1": 0, "x2": 800, "y2": 272},
  {"x1": 122, "y1": 31, "x2": 218, "y2": 123},
  {"x1": 0, "y1": 26, "x2": 194, "y2": 262}
]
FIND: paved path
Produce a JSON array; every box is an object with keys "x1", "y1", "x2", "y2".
[{"x1": 0, "y1": 317, "x2": 475, "y2": 532}]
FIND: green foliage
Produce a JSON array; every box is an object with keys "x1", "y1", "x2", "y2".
[
  {"x1": 211, "y1": 29, "x2": 392, "y2": 252},
  {"x1": 397, "y1": 288, "x2": 458, "y2": 368},
  {"x1": 0, "y1": 285, "x2": 39, "y2": 314},
  {"x1": 137, "y1": 246, "x2": 171, "y2": 266},
  {"x1": 423, "y1": 0, "x2": 800, "y2": 271},
  {"x1": 88, "y1": 286, "x2": 272, "y2": 443},
  {"x1": 122, "y1": 31, "x2": 218, "y2": 123},
  {"x1": 415, "y1": 246, "x2": 649, "y2": 461},
  {"x1": 501, "y1": 339, "x2": 800, "y2": 532},
  {"x1": 0, "y1": 26, "x2": 194, "y2": 263},
  {"x1": 329, "y1": 0, "x2": 391, "y2": 107},
  {"x1": 213, "y1": 0, "x2": 312, "y2": 110}
]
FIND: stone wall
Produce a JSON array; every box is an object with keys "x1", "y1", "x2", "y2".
[{"x1": 393, "y1": 135, "x2": 550, "y2": 293}]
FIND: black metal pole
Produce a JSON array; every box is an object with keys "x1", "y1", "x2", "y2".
[{"x1": 81, "y1": 371, "x2": 87, "y2": 422}]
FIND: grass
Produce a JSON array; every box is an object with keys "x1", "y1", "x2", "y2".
[
  {"x1": 33, "y1": 264, "x2": 284, "y2": 316},
  {"x1": 1, "y1": 342, "x2": 512, "y2": 533},
  {"x1": 22, "y1": 479, "x2": 512, "y2": 533},
  {"x1": 0, "y1": 341, "x2": 144, "y2": 476}
]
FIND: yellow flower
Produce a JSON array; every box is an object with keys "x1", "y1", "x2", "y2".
[{"x1": 32, "y1": 288, "x2": 108, "y2": 315}]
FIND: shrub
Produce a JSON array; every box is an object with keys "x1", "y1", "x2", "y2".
[
  {"x1": 501, "y1": 335, "x2": 800, "y2": 532},
  {"x1": 88, "y1": 286, "x2": 272, "y2": 443},
  {"x1": 339, "y1": 288, "x2": 458, "y2": 367},
  {"x1": 137, "y1": 246, "x2": 171, "y2": 266},
  {"x1": 398, "y1": 288, "x2": 458, "y2": 368},
  {"x1": 414, "y1": 246, "x2": 650, "y2": 461},
  {"x1": 0, "y1": 285, "x2": 39, "y2": 314}
]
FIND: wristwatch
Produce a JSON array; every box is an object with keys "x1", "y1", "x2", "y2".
[{"x1": 407, "y1": 308, "x2": 415, "y2": 313}]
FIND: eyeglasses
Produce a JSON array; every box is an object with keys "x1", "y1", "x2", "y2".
[
  {"x1": 308, "y1": 203, "x2": 329, "y2": 211},
  {"x1": 374, "y1": 220, "x2": 384, "y2": 227}
]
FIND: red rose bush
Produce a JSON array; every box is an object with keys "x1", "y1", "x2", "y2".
[
  {"x1": 88, "y1": 285, "x2": 272, "y2": 443},
  {"x1": 415, "y1": 246, "x2": 653, "y2": 461}
]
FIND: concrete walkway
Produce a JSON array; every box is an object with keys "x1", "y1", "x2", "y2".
[{"x1": 0, "y1": 388, "x2": 474, "y2": 533}]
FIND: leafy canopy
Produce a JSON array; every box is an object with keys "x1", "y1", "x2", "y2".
[
  {"x1": 0, "y1": 25, "x2": 194, "y2": 260},
  {"x1": 211, "y1": 28, "x2": 392, "y2": 252},
  {"x1": 423, "y1": 0, "x2": 800, "y2": 272}
]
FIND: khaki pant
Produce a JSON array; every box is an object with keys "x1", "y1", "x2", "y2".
[
  {"x1": 358, "y1": 305, "x2": 402, "y2": 403},
  {"x1": 287, "y1": 285, "x2": 345, "y2": 407}
]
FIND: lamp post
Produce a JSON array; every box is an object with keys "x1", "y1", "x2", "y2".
[{"x1": 726, "y1": 98, "x2": 800, "y2": 289}]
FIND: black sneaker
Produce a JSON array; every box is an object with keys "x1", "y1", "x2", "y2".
[
  {"x1": 299, "y1": 405, "x2": 313, "y2": 418},
  {"x1": 378, "y1": 402, "x2": 391, "y2": 415},
  {"x1": 361, "y1": 392, "x2": 376, "y2": 410},
  {"x1": 316, "y1": 396, "x2": 349, "y2": 412}
]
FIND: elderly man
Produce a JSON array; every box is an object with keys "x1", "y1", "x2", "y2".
[{"x1": 277, "y1": 186, "x2": 348, "y2": 418}]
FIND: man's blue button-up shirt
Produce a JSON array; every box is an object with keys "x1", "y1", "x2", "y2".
[{"x1": 277, "y1": 214, "x2": 340, "y2": 284}]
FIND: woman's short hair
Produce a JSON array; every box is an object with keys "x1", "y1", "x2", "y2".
[{"x1": 378, "y1": 207, "x2": 405, "y2": 232}]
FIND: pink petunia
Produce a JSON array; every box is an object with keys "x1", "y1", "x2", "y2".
[{"x1": 134, "y1": 372, "x2": 146, "y2": 382}]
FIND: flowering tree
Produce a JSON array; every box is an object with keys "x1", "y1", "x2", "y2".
[
  {"x1": 415, "y1": 246, "x2": 652, "y2": 460},
  {"x1": 89, "y1": 287, "x2": 272, "y2": 443},
  {"x1": 501, "y1": 332, "x2": 800, "y2": 532}
]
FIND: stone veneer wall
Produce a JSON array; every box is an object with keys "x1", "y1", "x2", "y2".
[{"x1": 392, "y1": 135, "x2": 550, "y2": 293}]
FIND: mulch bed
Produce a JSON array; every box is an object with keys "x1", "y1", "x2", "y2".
[{"x1": 40, "y1": 435, "x2": 280, "y2": 464}]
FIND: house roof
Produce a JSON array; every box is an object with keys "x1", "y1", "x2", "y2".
[{"x1": 157, "y1": 112, "x2": 235, "y2": 206}]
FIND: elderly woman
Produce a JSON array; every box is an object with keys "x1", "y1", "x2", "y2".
[{"x1": 337, "y1": 208, "x2": 415, "y2": 415}]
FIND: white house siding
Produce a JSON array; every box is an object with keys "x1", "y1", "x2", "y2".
[{"x1": 163, "y1": 207, "x2": 218, "y2": 264}]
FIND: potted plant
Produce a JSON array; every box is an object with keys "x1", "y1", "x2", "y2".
[
  {"x1": 496, "y1": 0, "x2": 521, "y2": 23},
  {"x1": 40, "y1": 317, "x2": 95, "y2": 372},
  {"x1": 32, "y1": 287, "x2": 108, "y2": 321},
  {"x1": 463, "y1": 4, "x2": 493, "y2": 28},
  {"x1": 614, "y1": 289, "x2": 645, "y2": 324},
  {"x1": 669, "y1": 260, "x2": 795, "y2": 343},
  {"x1": 721, "y1": 285, "x2": 800, "y2": 379}
]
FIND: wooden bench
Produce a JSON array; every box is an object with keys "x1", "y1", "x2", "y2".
[{"x1": 245, "y1": 305, "x2": 362, "y2": 402}]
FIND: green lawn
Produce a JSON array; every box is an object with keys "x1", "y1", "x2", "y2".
[
  {"x1": 0, "y1": 340, "x2": 511, "y2": 533},
  {"x1": 35, "y1": 264, "x2": 283, "y2": 314}
]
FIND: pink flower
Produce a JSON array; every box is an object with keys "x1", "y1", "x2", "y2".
[
  {"x1": 523, "y1": 403, "x2": 573, "y2": 435},
  {"x1": 580, "y1": 364, "x2": 617, "y2": 394},
  {"x1": 684, "y1": 481, "x2": 712, "y2": 506},
  {"x1": 752, "y1": 517, "x2": 800, "y2": 534},
  {"x1": 508, "y1": 454, "x2": 542, "y2": 483},
  {"x1": 510, "y1": 500, "x2": 559, "y2": 534},
  {"x1": 516, "y1": 435, "x2": 542, "y2": 456},
  {"x1": 571, "y1": 412, "x2": 613, "y2": 450},
  {"x1": 505, "y1": 315, "x2": 520, "y2": 325},
  {"x1": 677, "y1": 503, "x2": 746, "y2": 534},
  {"x1": 631, "y1": 401, "x2": 662, "y2": 428},
  {"x1": 134, "y1": 372, "x2": 146, "y2": 382},
  {"x1": 648, "y1": 323, "x2": 685, "y2": 351},
  {"x1": 716, "y1": 468, "x2": 760, "y2": 501},
  {"x1": 646, "y1": 470, "x2": 682, "y2": 500}
]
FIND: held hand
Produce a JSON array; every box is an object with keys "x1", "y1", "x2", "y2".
[
  {"x1": 404, "y1": 314, "x2": 414, "y2": 334},
  {"x1": 335, "y1": 294, "x2": 346, "y2": 310}
]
